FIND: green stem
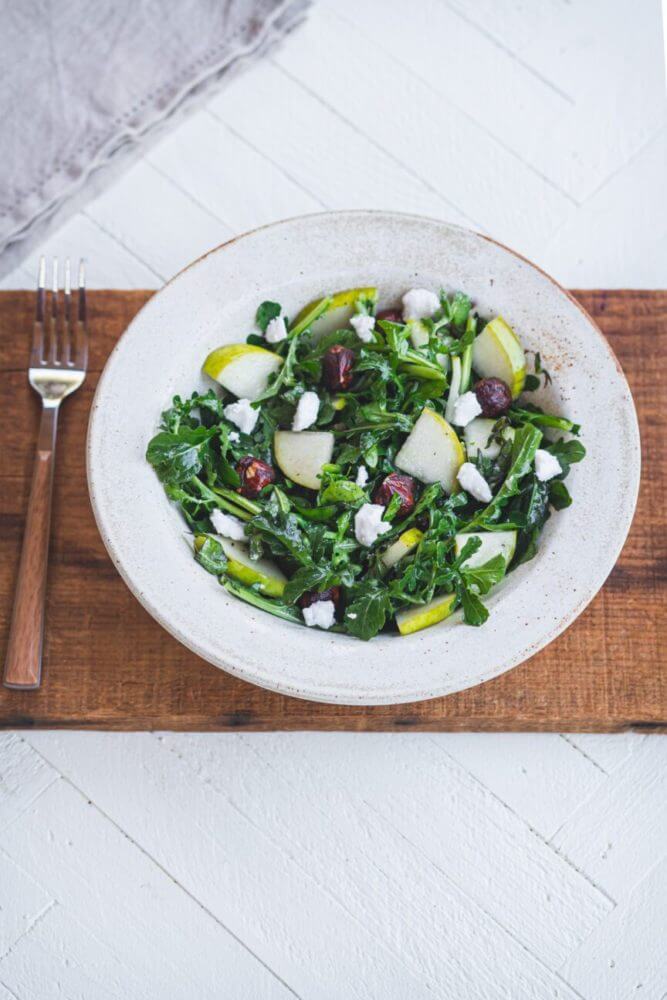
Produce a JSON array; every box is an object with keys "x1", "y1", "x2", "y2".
[
  {"x1": 192, "y1": 477, "x2": 253, "y2": 521},
  {"x1": 221, "y1": 577, "x2": 303, "y2": 624},
  {"x1": 213, "y1": 486, "x2": 261, "y2": 516}
]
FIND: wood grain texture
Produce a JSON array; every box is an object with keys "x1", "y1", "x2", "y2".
[
  {"x1": 3, "y1": 408, "x2": 58, "y2": 689},
  {"x1": 0, "y1": 290, "x2": 664, "y2": 731}
]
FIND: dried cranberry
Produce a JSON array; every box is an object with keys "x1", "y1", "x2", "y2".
[
  {"x1": 376, "y1": 307, "x2": 403, "y2": 324},
  {"x1": 298, "y1": 586, "x2": 342, "y2": 615},
  {"x1": 474, "y1": 377, "x2": 512, "y2": 417},
  {"x1": 322, "y1": 345, "x2": 355, "y2": 392},
  {"x1": 236, "y1": 456, "x2": 276, "y2": 498},
  {"x1": 373, "y1": 473, "x2": 416, "y2": 518}
]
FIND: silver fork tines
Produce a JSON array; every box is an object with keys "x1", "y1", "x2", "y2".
[{"x1": 30, "y1": 256, "x2": 88, "y2": 402}]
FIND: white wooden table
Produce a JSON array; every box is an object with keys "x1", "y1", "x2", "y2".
[{"x1": 1, "y1": 3, "x2": 666, "y2": 996}]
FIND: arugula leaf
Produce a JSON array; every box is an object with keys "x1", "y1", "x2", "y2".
[
  {"x1": 458, "y1": 586, "x2": 489, "y2": 626},
  {"x1": 523, "y1": 374, "x2": 541, "y2": 392},
  {"x1": 283, "y1": 565, "x2": 332, "y2": 605},
  {"x1": 344, "y1": 582, "x2": 392, "y2": 641},
  {"x1": 546, "y1": 438, "x2": 586, "y2": 477},
  {"x1": 549, "y1": 480, "x2": 572, "y2": 510},
  {"x1": 246, "y1": 512, "x2": 313, "y2": 566},
  {"x1": 450, "y1": 291, "x2": 472, "y2": 328},
  {"x1": 256, "y1": 301, "x2": 282, "y2": 332},
  {"x1": 461, "y1": 554, "x2": 507, "y2": 595},
  {"x1": 146, "y1": 427, "x2": 214, "y2": 485},
  {"x1": 320, "y1": 480, "x2": 367, "y2": 505},
  {"x1": 194, "y1": 535, "x2": 228, "y2": 575},
  {"x1": 466, "y1": 423, "x2": 542, "y2": 530}
]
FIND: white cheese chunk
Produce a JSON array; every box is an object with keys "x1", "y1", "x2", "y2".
[
  {"x1": 355, "y1": 464, "x2": 369, "y2": 487},
  {"x1": 210, "y1": 509, "x2": 246, "y2": 541},
  {"x1": 292, "y1": 391, "x2": 320, "y2": 431},
  {"x1": 354, "y1": 503, "x2": 392, "y2": 547},
  {"x1": 223, "y1": 398, "x2": 259, "y2": 435},
  {"x1": 302, "y1": 600, "x2": 336, "y2": 629},
  {"x1": 228, "y1": 431, "x2": 240, "y2": 443},
  {"x1": 265, "y1": 314, "x2": 288, "y2": 343},
  {"x1": 457, "y1": 462, "x2": 493, "y2": 503},
  {"x1": 350, "y1": 314, "x2": 376, "y2": 342},
  {"x1": 535, "y1": 449, "x2": 562, "y2": 482},
  {"x1": 402, "y1": 288, "x2": 440, "y2": 322},
  {"x1": 453, "y1": 390, "x2": 483, "y2": 428}
]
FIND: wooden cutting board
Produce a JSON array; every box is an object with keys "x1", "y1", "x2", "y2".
[{"x1": 0, "y1": 290, "x2": 664, "y2": 731}]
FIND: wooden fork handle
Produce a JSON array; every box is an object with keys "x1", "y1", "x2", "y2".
[{"x1": 4, "y1": 405, "x2": 59, "y2": 689}]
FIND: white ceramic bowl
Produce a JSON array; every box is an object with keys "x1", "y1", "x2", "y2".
[{"x1": 87, "y1": 212, "x2": 640, "y2": 705}]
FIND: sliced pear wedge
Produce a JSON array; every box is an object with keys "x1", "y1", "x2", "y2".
[
  {"x1": 381, "y1": 527, "x2": 424, "y2": 570},
  {"x1": 194, "y1": 535, "x2": 287, "y2": 597},
  {"x1": 472, "y1": 316, "x2": 526, "y2": 397},
  {"x1": 463, "y1": 417, "x2": 515, "y2": 460},
  {"x1": 396, "y1": 592, "x2": 457, "y2": 636},
  {"x1": 395, "y1": 407, "x2": 465, "y2": 494},
  {"x1": 203, "y1": 344, "x2": 282, "y2": 401},
  {"x1": 293, "y1": 287, "x2": 378, "y2": 342},
  {"x1": 219, "y1": 538, "x2": 287, "y2": 597},
  {"x1": 274, "y1": 430, "x2": 334, "y2": 490},
  {"x1": 454, "y1": 530, "x2": 517, "y2": 569}
]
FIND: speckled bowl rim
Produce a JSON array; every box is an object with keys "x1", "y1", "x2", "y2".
[{"x1": 87, "y1": 211, "x2": 641, "y2": 705}]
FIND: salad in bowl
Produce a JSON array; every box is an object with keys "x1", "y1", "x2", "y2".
[{"x1": 146, "y1": 283, "x2": 584, "y2": 641}]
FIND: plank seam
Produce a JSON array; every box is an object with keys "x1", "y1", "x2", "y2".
[
  {"x1": 560, "y1": 735, "x2": 609, "y2": 775},
  {"x1": 0, "y1": 896, "x2": 56, "y2": 964},
  {"x1": 21, "y1": 740, "x2": 304, "y2": 1000},
  {"x1": 81, "y1": 211, "x2": 166, "y2": 283},
  {"x1": 233, "y1": 735, "x2": 596, "y2": 981},
  {"x1": 426, "y1": 736, "x2": 618, "y2": 906},
  {"x1": 202, "y1": 110, "x2": 330, "y2": 211},
  {"x1": 268, "y1": 60, "x2": 482, "y2": 229},
  {"x1": 441, "y1": 0, "x2": 576, "y2": 105},
  {"x1": 322, "y1": 7, "x2": 579, "y2": 207}
]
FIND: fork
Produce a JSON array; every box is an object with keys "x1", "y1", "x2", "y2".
[{"x1": 3, "y1": 257, "x2": 87, "y2": 689}]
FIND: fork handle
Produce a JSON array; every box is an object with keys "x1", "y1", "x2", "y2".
[{"x1": 4, "y1": 405, "x2": 59, "y2": 689}]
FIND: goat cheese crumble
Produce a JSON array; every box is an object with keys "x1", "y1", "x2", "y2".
[
  {"x1": 223, "y1": 398, "x2": 259, "y2": 435},
  {"x1": 402, "y1": 288, "x2": 440, "y2": 322},
  {"x1": 457, "y1": 462, "x2": 493, "y2": 503},
  {"x1": 302, "y1": 600, "x2": 336, "y2": 629},
  {"x1": 292, "y1": 391, "x2": 320, "y2": 431},
  {"x1": 265, "y1": 314, "x2": 288, "y2": 343},
  {"x1": 355, "y1": 464, "x2": 369, "y2": 487},
  {"x1": 354, "y1": 503, "x2": 392, "y2": 547},
  {"x1": 228, "y1": 431, "x2": 240, "y2": 443},
  {"x1": 350, "y1": 314, "x2": 376, "y2": 342},
  {"x1": 535, "y1": 449, "x2": 562, "y2": 482},
  {"x1": 453, "y1": 391, "x2": 483, "y2": 428},
  {"x1": 210, "y1": 509, "x2": 246, "y2": 541}
]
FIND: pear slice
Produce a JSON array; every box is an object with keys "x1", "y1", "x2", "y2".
[
  {"x1": 394, "y1": 408, "x2": 465, "y2": 494},
  {"x1": 274, "y1": 430, "x2": 334, "y2": 490},
  {"x1": 218, "y1": 538, "x2": 287, "y2": 597},
  {"x1": 472, "y1": 316, "x2": 526, "y2": 397},
  {"x1": 203, "y1": 344, "x2": 282, "y2": 402},
  {"x1": 194, "y1": 535, "x2": 287, "y2": 596},
  {"x1": 463, "y1": 417, "x2": 515, "y2": 460},
  {"x1": 292, "y1": 287, "x2": 378, "y2": 342},
  {"x1": 381, "y1": 528, "x2": 424, "y2": 570},
  {"x1": 454, "y1": 530, "x2": 517, "y2": 569},
  {"x1": 396, "y1": 592, "x2": 457, "y2": 636}
]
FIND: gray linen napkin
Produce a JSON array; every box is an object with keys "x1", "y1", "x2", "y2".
[{"x1": 0, "y1": 0, "x2": 311, "y2": 278}]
